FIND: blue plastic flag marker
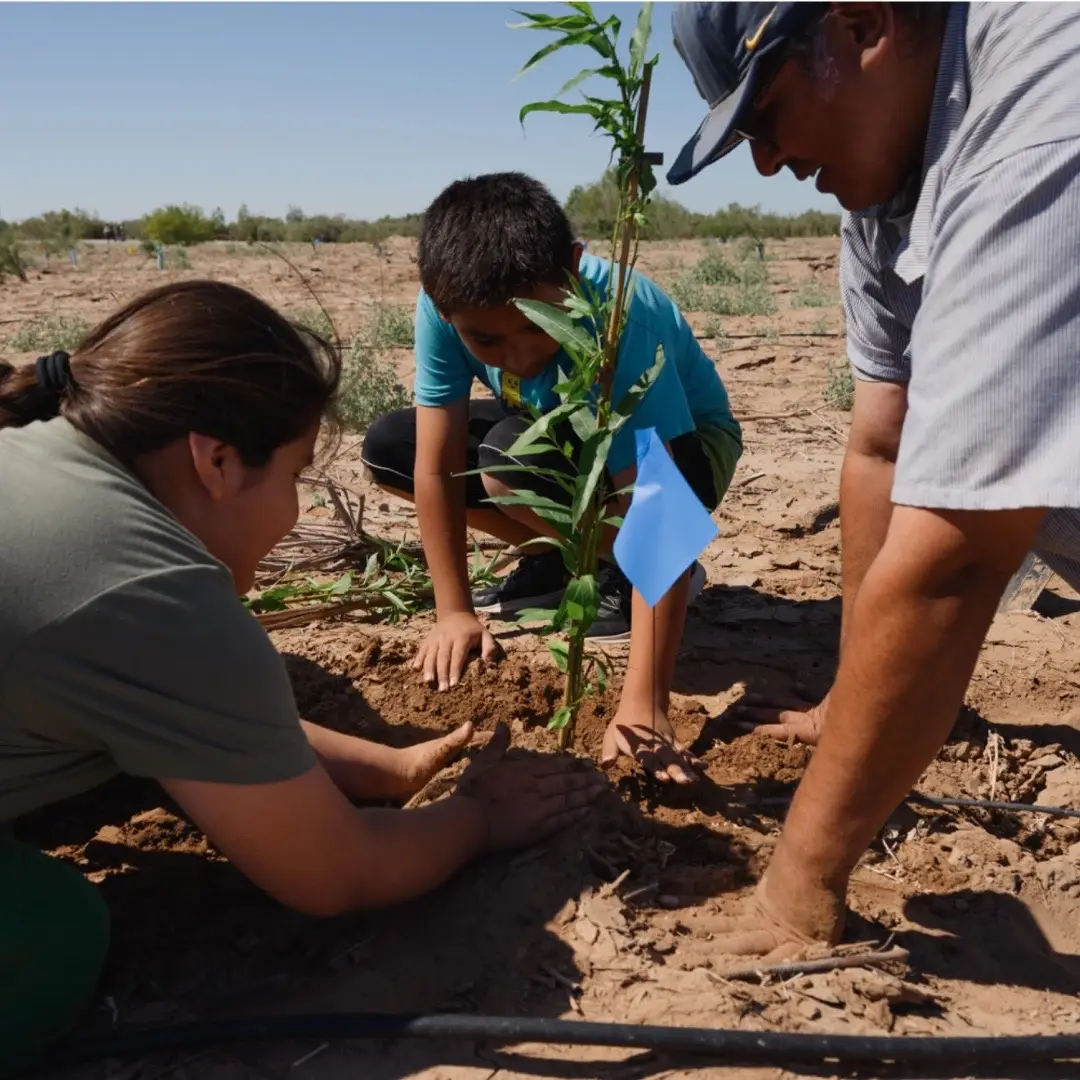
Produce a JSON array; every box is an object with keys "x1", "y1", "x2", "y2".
[{"x1": 613, "y1": 428, "x2": 718, "y2": 607}]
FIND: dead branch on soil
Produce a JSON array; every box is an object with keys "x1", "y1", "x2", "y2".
[
  {"x1": 696, "y1": 330, "x2": 841, "y2": 341},
  {"x1": 714, "y1": 945, "x2": 910, "y2": 983},
  {"x1": 736, "y1": 409, "x2": 812, "y2": 423}
]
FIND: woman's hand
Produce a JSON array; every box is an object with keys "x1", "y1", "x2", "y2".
[{"x1": 455, "y1": 723, "x2": 607, "y2": 851}]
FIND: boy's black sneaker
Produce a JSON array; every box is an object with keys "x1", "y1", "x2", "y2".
[
  {"x1": 471, "y1": 550, "x2": 569, "y2": 616},
  {"x1": 585, "y1": 563, "x2": 633, "y2": 642},
  {"x1": 584, "y1": 559, "x2": 707, "y2": 642}
]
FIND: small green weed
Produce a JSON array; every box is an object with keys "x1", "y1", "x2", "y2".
[
  {"x1": 810, "y1": 315, "x2": 830, "y2": 335},
  {"x1": 336, "y1": 337, "x2": 411, "y2": 432},
  {"x1": 701, "y1": 316, "x2": 730, "y2": 350},
  {"x1": 825, "y1": 361, "x2": 855, "y2": 411},
  {"x1": 794, "y1": 284, "x2": 833, "y2": 308},
  {"x1": 168, "y1": 246, "x2": 191, "y2": 270},
  {"x1": 9, "y1": 313, "x2": 90, "y2": 354}
]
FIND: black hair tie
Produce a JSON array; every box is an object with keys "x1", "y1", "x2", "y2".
[{"x1": 35, "y1": 351, "x2": 74, "y2": 395}]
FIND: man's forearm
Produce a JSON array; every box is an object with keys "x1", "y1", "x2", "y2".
[
  {"x1": 415, "y1": 472, "x2": 473, "y2": 616},
  {"x1": 838, "y1": 449, "x2": 895, "y2": 648},
  {"x1": 768, "y1": 509, "x2": 1032, "y2": 903}
]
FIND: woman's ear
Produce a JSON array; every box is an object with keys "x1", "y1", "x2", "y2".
[{"x1": 188, "y1": 433, "x2": 245, "y2": 502}]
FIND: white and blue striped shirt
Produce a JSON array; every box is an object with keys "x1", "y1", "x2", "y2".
[{"x1": 840, "y1": 1, "x2": 1080, "y2": 586}]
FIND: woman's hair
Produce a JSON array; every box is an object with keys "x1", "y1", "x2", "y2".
[{"x1": 0, "y1": 280, "x2": 341, "y2": 467}]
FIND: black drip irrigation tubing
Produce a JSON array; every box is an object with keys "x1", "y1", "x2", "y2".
[
  {"x1": 40, "y1": 1013, "x2": 1080, "y2": 1069},
  {"x1": 752, "y1": 791, "x2": 1080, "y2": 821}
]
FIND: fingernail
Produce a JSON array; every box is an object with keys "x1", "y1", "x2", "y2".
[
  {"x1": 449, "y1": 679, "x2": 458, "y2": 688},
  {"x1": 438, "y1": 682, "x2": 447, "y2": 692}
]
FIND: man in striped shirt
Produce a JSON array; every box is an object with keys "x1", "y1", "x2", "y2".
[{"x1": 669, "y1": 1, "x2": 1080, "y2": 956}]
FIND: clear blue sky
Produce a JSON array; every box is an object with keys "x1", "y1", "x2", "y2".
[{"x1": 0, "y1": 2, "x2": 836, "y2": 223}]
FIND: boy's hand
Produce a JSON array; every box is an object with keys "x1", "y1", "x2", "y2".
[
  {"x1": 455, "y1": 723, "x2": 607, "y2": 851},
  {"x1": 601, "y1": 707, "x2": 700, "y2": 785},
  {"x1": 414, "y1": 612, "x2": 502, "y2": 691}
]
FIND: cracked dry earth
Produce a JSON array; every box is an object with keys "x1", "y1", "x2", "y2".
[{"x1": 7, "y1": 238, "x2": 1080, "y2": 1080}]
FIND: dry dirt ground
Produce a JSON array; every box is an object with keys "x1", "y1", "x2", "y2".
[{"x1": 5, "y1": 239, "x2": 1080, "y2": 1080}]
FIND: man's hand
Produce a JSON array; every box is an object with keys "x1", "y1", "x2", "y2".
[
  {"x1": 697, "y1": 867, "x2": 845, "y2": 962},
  {"x1": 601, "y1": 707, "x2": 699, "y2": 785},
  {"x1": 730, "y1": 685, "x2": 828, "y2": 746},
  {"x1": 413, "y1": 612, "x2": 502, "y2": 690},
  {"x1": 455, "y1": 723, "x2": 607, "y2": 851}
]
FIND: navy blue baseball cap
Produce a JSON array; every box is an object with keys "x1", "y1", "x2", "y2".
[{"x1": 667, "y1": 2, "x2": 827, "y2": 186}]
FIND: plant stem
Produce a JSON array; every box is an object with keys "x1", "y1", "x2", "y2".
[{"x1": 600, "y1": 63, "x2": 654, "y2": 398}]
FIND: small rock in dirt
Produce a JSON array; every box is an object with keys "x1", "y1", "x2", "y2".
[
  {"x1": 1030, "y1": 753, "x2": 1066, "y2": 770},
  {"x1": 574, "y1": 918, "x2": 600, "y2": 945},
  {"x1": 770, "y1": 556, "x2": 803, "y2": 570},
  {"x1": 795, "y1": 998, "x2": 822, "y2": 1021},
  {"x1": 733, "y1": 541, "x2": 764, "y2": 559},
  {"x1": 800, "y1": 974, "x2": 843, "y2": 1007}
]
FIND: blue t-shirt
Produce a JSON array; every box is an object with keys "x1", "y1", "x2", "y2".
[{"x1": 413, "y1": 254, "x2": 738, "y2": 475}]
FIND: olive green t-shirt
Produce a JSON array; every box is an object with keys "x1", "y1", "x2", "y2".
[{"x1": 0, "y1": 418, "x2": 316, "y2": 823}]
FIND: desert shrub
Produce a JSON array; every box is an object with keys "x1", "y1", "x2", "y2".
[
  {"x1": 290, "y1": 306, "x2": 336, "y2": 343},
  {"x1": 825, "y1": 361, "x2": 855, "y2": 411},
  {"x1": 365, "y1": 304, "x2": 414, "y2": 350},
  {"x1": 167, "y1": 245, "x2": 191, "y2": 269},
  {"x1": 15, "y1": 209, "x2": 104, "y2": 244},
  {"x1": 0, "y1": 226, "x2": 28, "y2": 282},
  {"x1": 689, "y1": 248, "x2": 740, "y2": 286},
  {"x1": 336, "y1": 338, "x2": 411, "y2": 432},
  {"x1": 9, "y1": 313, "x2": 90, "y2": 354},
  {"x1": 143, "y1": 205, "x2": 224, "y2": 246}
]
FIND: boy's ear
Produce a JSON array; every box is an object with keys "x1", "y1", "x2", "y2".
[{"x1": 569, "y1": 241, "x2": 585, "y2": 274}]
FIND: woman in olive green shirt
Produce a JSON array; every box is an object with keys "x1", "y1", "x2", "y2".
[{"x1": 0, "y1": 280, "x2": 602, "y2": 1074}]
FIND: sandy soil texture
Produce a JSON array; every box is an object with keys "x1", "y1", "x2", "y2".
[{"x1": 6, "y1": 238, "x2": 1080, "y2": 1080}]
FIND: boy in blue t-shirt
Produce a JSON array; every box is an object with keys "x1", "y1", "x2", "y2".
[{"x1": 362, "y1": 173, "x2": 741, "y2": 782}]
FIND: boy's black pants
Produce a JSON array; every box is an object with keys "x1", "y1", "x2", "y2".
[{"x1": 361, "y1": 400, "x2": 718, "y2": 513}]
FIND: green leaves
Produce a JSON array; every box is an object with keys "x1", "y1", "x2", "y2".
[
  {"x1": 499, "y1": 1, "x2": 660, "y2": 749},
  {"x1": 514, "y1": 298, "x2": 596, "y2": 354},
  {"x1": 549, "y1": 706, "x2": 573, "y2": 732},
  {"x1": 571, "y1": 429, "x2": 612, "y2": 525},
  {"x1": 611, "y1": 342, "x2": 665, "y2": 432},
  {"x1": 629, "y1": 3, "x2": 653, "y2": 79}
]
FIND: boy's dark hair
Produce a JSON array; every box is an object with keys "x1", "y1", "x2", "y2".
[
  {"x1": 0, "y1": 280, "x2": 341, "y2": 468},
  {"x1": 418, "y1": 172, "x2": 575, "y2": 313}
]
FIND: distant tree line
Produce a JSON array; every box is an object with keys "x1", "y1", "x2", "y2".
[{"x1": 2, "y1": 175, "x2": 839, "y2": 251}]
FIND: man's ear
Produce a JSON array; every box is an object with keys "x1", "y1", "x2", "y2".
[
  {"x1": 188, "y1": 433, "x2": 246, "y2": 502},
  {"x1": 827, "y1": 3, "x2": 895, "y2": 72}
]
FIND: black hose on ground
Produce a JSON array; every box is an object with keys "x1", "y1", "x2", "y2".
[
  {"x1": 752, "y1": 791, "x2": 1080, "y2": 821},
  {"x1": 41, "y1": 1013, "x2": 1080, "y2": 1069}
]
